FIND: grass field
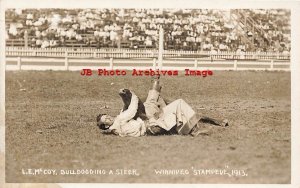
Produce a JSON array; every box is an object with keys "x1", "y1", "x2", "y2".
[{"x1": 5, "y1": 70, "x2": 290, "y2": 183}]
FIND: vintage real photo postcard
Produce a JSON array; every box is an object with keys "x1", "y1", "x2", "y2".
[{"x1": 1, "y1": 0, "x2": 300, "y2": 187}]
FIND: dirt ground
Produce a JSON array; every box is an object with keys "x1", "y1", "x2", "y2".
[{"x1": 5, "y1": 70, "x2": 290, "y2": 183}]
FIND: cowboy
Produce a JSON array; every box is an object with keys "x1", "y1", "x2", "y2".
[{"x1": 97, "y1": 79, "x2": 228, "y2": 137}]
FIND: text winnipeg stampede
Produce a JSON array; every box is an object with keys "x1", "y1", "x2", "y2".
[{"x1": 80, "y1": 68, "x2": 214, "y2": 77}]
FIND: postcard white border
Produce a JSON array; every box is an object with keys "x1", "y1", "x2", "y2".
[{"x1": 0, "y1": 0, "x2": 299, "y2": 188}]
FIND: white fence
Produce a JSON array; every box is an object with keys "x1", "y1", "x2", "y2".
[
  {"x1": 5, "y1": 47, "x2": 290, "y2": 71},
  {"x1": 5, "y1": 56, "x2": 290, "y2": 71},
  {"x1": 6, "y1": 47, "x2": 290, "y2": 60}
]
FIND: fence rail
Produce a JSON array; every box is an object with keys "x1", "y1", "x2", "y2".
[
  {"x1": 5, "y1": 47, "x2": 290, "y2": 71},
  {"x1": 5, "y1": 57, "x2": 290, "y2": 71},
  {"x1": 6, "y1": 47, "x2": 290, "y2": 61}
]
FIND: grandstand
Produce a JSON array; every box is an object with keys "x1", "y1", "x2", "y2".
[
  {"x1": 5, "y1": 9, "x2": 290, "y2": 52},
  {"x1": 4, "y1": 8, "x2": 290, "y2": 71}
]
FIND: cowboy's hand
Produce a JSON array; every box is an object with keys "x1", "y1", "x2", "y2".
[
  {"x1": 101, "y1": 129, "x2": 117, "y2": 135},
  {"x1": 153, "y1": 108, "x2": 163, "y2": 119}
]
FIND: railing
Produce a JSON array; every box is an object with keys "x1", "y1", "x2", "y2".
[
  {"x1": 5, "y1": 47, "x2": 158, "y2": 59},
  {"x1": 5, "y1": 47, "x2": 290, "y2": 71},
  {"x1": 235, "y1": 10, "x2": 270, "y2": 42},
  {"x1": 5, "y1": 56, "x2": 290, "y2": 71},
  {"x1": 6, "y1": 47, "x2": 290, "y2": 61}
]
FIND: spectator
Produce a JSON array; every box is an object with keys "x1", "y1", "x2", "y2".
[{"x1": 5, "y1": 8, "x2": 290, "y2": 52}]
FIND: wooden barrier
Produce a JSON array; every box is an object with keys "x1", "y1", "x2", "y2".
[
  {"x1": 5, "y1": 56, "x2": 290, "y2": 71},
  {"x1": 5, "y1": 47, "x2": 290, "y2": 61}
]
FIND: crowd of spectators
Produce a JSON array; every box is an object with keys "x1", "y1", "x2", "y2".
[
  {"x1": 240, "y1": 9, "x2": 290, "y2": 53},
  {"x1": 5, "y1": 8, "x2": 290, "y2": 52}
]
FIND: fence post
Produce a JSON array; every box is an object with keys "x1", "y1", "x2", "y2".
[
  {"x1": 234, "y1": 60, "x2": 237, "y2": 71},
  {"x1": 65, "y1": 51, "x2": 69, "y2": 71},
  {"x1": 153, "y1": 58, "x2": 156, "y2": 69},
  {"x1": 252, "y1": 52, "x2": 256, "y2": 59},
  {"x1": 109, "y1": 58, "x2": 113, "y2": 69},
  {"x1": 17, "y1": 57, "x2": 21, "y2": 70},
  {"x1": 270, "y1": 60, "x2": 274, "y2": 70},
  {"x1": 194, "y1": 59, "x2": 198, "y2": 68},
  {"x1": 24, "y1": 30, "x2": 28, "y2": 48}
]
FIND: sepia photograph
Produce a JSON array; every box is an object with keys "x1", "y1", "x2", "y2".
[{"x1": 1, "y1": 0, "x2": 299, "y2": 187}]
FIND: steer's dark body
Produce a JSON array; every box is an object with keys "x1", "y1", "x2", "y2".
[{"x1": 119, "y1": 89, "x2": 148, "y2": 120}]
